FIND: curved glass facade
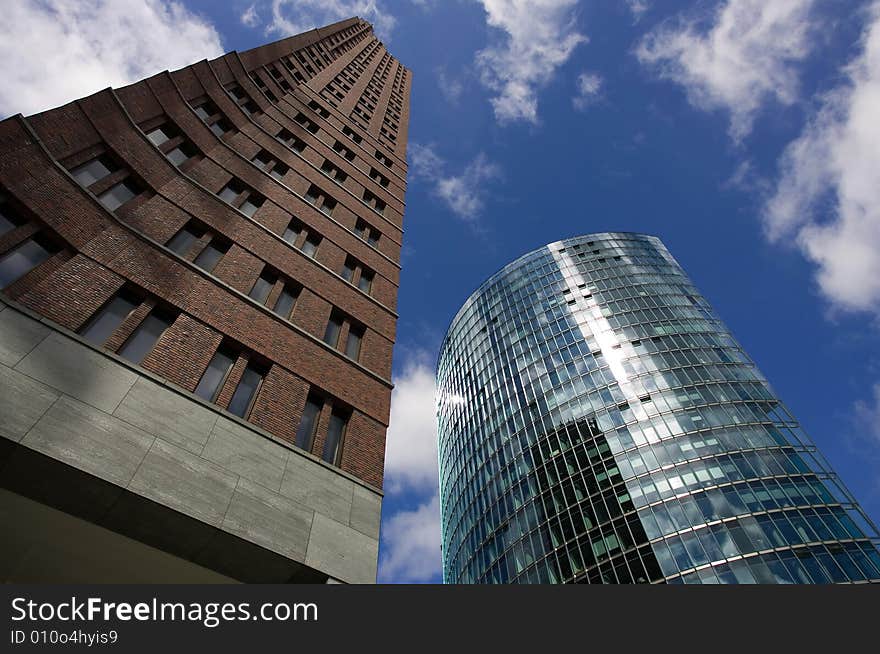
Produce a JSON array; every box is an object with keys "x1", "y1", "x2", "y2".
[{"x1": 437, "y1": 233, "x2": 880, "y2": 584}]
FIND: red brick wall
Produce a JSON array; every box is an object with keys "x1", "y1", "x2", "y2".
[{"x1": 0, "y1": 21, "x2": 411, "y2": 490}]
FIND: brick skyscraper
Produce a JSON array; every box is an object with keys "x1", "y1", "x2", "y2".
[{"x1": 0, "y1": 18, "x2": 409, "y2": 583}]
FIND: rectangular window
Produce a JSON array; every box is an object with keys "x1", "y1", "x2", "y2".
[
  {"x1": 146, "y1": 125, "x2": 172, "y2": 147},
  {"x1": 118, "y1": 308, "x2": 174, "y2": 364},
  {"x1": 369, "y1": 168, "x2": 390, "y2": 187},
  {"x1": 333, "y1": 140, "x2": 355, "y2": 162},
  {"x1": 282, "y1": 219, "x2": 302, "y2": 244},
  {"x1": 345, "y1": 324, "x2": 364, "y2": 360},
  {"x1": 249, "y1": 268, "x2": 276, "y2": 305},
  {"x1": 227, "y1": 362, "x2": 265, "y2": 418},
  {"x1": 218, "y1": 181, "x2": 243, "y2": 204},
  {"x1": 194, "y1": 100, "x2": 234, "y2": 138},
  {"x1": 295, "y1": 393, "x2": 323, "y2": 451},
  {"x1": 195, "y1": 346, "x2": 236, "y2": 402},
  {"x1": 193, "y1": 239, "x2": 228, "y2": 273},
  {"x1": 252, "y1": 150, "x2": 289, "y2": 181},
  {"x1": 166, "y1": 223, "x2": 204, "y2": 256},
  {"x1": 276, "y1": 129, "x2": 305, "y2": 152},
  {"x1": 0, "y1": 236, "x2": 55, "y2": 288},
  {"x1": 322, "y1": 409, "x2": 348, "y2": 465},
  {"x1": 300, "y1": 233, "x2": 321, "y2": 258},
  {"x1": 357, "y1": 268, "x2": 374, "y2": 294},
  {"x1": 98, "y1": 180, "x2": 140, "y2": 212},
  {"x1": 321, "y1": 160, "x2": 348, "y2": 182},
  {"x1": 239, "y1": 193, "x2": 264, "y2": 218},
  {"x1": 69, "y1": 155, "x2": 117, "y2": 187},
  {"x1": 363, "y1": 190, "x2": 386, "y2": 215},
  {"x1": 341, "y1": 257, "x2": 356, "y2": 282},
  {"x1": 226, "y1": 84, "x2": 260, "y2": 116},
  {"x1": 308, "y1": 100, "x2": 330, "y2": 119},
  {"x1": 79, "y1": 291, "x2": 139, "y2": 345},
  {"x1": 375, "y1": 150, "x2": 393, "y2": 168},
  {"x1": 304, "y1": 184, "x2": 336, "y2": 216},
  {"x1": 342, "y1": 126, "x2": 362, "y2": 144},
  {"x1": 210, "y1": 119, "x2": 233, "y2": 138},
  {"x1": 355, "y1": 219, "x2": 380, "y2": 247},
  {"x1": 166, "y1": 142, "x2": 198, "y2": 167},
  {"x1": 272, "y1": 283, "x2": 298, "y2": 319},
  {"x1": 294, "y1": 113, "x2": 319, "y2": 134},
  {"x1": 323, "y1": 311, "x2": 344, "y2": 347},
  {"x1": 219, "y1": 179, "x2": 264, "y2": 217}
]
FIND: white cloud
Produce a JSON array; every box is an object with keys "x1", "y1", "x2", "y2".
[
  {"x1": 241, "y1": 3, "x2": 259, "y2": 27},
  {"x1": 436, "y1": 68, "x2": 464, "y2": 105},
  {"x1": 763, "y1": 3, "x2": 880, "y2": 316},
  {"x1": 0, "y1": 0, "x2": 224, "y2": 118},
  {"x1": 625, "y1": 0, "x2": 650, "y2": 21},
  {"x1": 475, "y1": 0, "x2": 587, "y2": 124},
  {"x1": 267, "y1": 0, "x2": 396, "y2": 41},
  {"x1": 573, "y1": 71, "x2": 602, "y2": 110},
  {"x1": 378, "y1": 494, "x2": 442, "y2": 582},
  {"x1": 383, "y1": 350, "x2": 440, "y2": 493},
  {"x1": 409, "y1": 143, "x2": 501, "y2": 221},
  {"x1": 380, "y1": 350, "x2": 443, "y2": 583},
  {"x1": 636, "y1": 0, "x2": 817, "y2": 141}
]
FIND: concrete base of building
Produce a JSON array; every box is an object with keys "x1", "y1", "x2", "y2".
[{"x1": 0, "y1": 299, "x2": 381, "y2": 583}]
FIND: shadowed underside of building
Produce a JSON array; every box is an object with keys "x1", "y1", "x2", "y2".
[{"x1": 0, "y1": 17, "x2": 410, "y2": 583}]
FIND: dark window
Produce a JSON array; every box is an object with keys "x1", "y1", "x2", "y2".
[
  {"x1": 355, "y1": 219, "x2": 380, "y2": 247},
  {"x1": 341, "y1": 257, "x2": 356, "y2": 282},
  {"x1": 370, "y1": 167, "x2": 390, "y2": 187},
  {"x1": 308, "y1": 100, "x2": 330, "y2": 118},
  {"x1": 282, "y1": 219, "x2": 302, "y2": 244},
  {"x1": 363, "y1": 190, "x2": 386, "y2": 215},
  {"x1": 195, "y1": 347, "x2": 236, "y2": 402},
  {"x1": 119, "y1": 309, "x2": 174, "y2": 364},
  {"x1": 357, "y1": 268, "x2": 374, "y2": 294},
  {"x1": 301, "y1": 233, "x2": 321, "y2": 258},
  {"x1": 345, "y1": 324, "x2": 364, "y2": 360},
  {"x1": 276, "y1": 129, "x2": 305, "y2": 152},
  {"x1": 193, "y1": 239, "x2": 228, "y2": 273},
  {"x1": 249, "y1": 269, "x2": 276, "y2": 305},
  {"x1": 273, "y1": 283, "x2": 298, "y2": 319},
  {"x1": 146, "y1": 126, "x2": 172, "y2": 147},
  {"x1": 333, "y1": 140, "x2": 355, "y2": 161},
  {"x1": 375, "y1": 150, "x2": 392, "y2": 168},
  {"x1": 240, "y1": 193, "x2": 264, "y2": 218},
  {"x1": 342, "y1": 126, "x2": 362, "y2": 144},
  {"x1": 218, "y1": 181, "x2": 242, "y2": 204},
  {"x1": 166, "y1": 142, "x2": 198, "y2": 166},
  {"x1": 210, "y1": 119, "x2": 233, "y2": 137},
  {"x1": 294, "y1": 112, "x2": 319, "y2": 134},
  {"x1": 98, "y1": 180, "x2": 140, "y2": 212},
  {"x1": 322, "y1": 409, "x2": 348, "y2": 465},
  {"x1": 323, "y1": 311, "x2": 344, "y2": 347},
  {"x1": 0, "y1": 197, "x2": 25, "y2": 236},
  {"x1": 79, "y1": 291, "x2": 139, "y2": 345},
  {"x1": 252, "y1": 150, "x2": 289, "y2": 181},
  {"x1": 166, "y1": 224, "x2": 204, "y2": 256},
  {"x1": 321, "y1": 160, "x2": 347, "y2": 182},
  {"x1": 226, "y1": 84, "x2": 260, "y2": 116},
  {"x1": 70, "y1": 155, "x2": 117, "y2": 187},
  {"x1": 304, "y1": 184, "x2": 336, "y2": 216},
  {"x1": 227, "y1": 362, "x2": 264, "y2": 418},
  {"x1": 0, "y1": 236, "x2": 55, "y2": 288},
  {"x1": 295, "y1": 393, "x2": 322, "y2": 450}
]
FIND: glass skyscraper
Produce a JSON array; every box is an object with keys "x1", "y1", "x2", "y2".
[{"x1": 437, "y1": 232, "x2": 880, "y2": 584}]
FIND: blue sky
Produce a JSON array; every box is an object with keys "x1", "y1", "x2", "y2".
[{"x1": 4, "y1": 0, "x2": 880, "y2": 584}]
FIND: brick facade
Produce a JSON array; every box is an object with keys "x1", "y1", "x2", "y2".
[{"x1": 0, "y1": 17, "x2": 410, "y2": 490}]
